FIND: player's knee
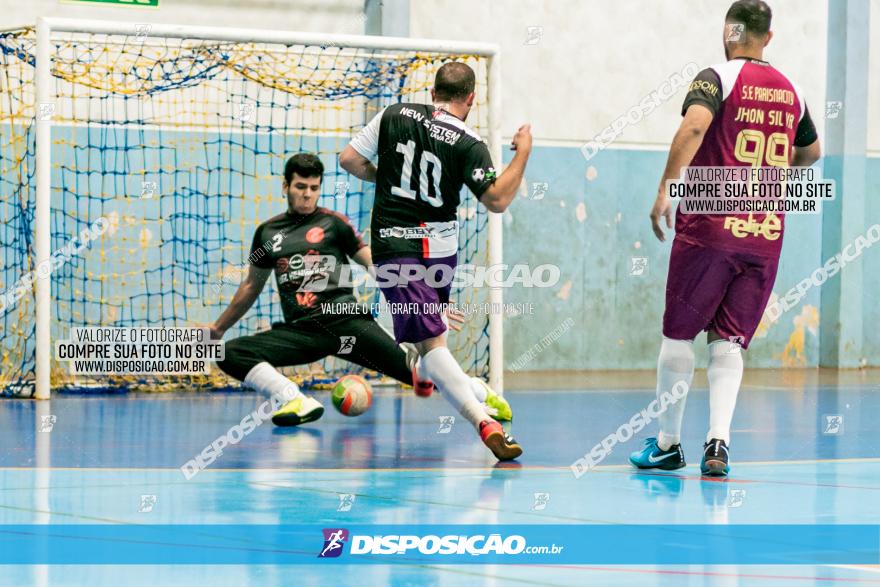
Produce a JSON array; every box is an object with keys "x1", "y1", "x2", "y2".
[
  {"x1": 216, "y1": 338, "x2": 260, "y2": 381},
  {"x1": 414, "y1": 335, "x2": 445, "y2": 356},
  {"x1": 658, "y1": 337, "x2": 695, "y2": 372}
]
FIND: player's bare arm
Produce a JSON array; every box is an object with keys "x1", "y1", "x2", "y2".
[
  {"x1": 350, "y1": 245, "x2": 378, "y2": 282},
  {"x1": 479, "y1": 124, "x2": 533, "y2": 213},
  {"x1": 650, "y1": 104, "x2": 714, "y2": 242},
  {"x1": 210, "y1": 265, "x2": 272, "y2": 339},
  {"x1": 351, "y1": 245, "x2": 372, "y2": 268},
  {"x1": 791, "y1": 138, "x2": 821, "y2": 167},
  {"x1": 339, "y1": 145, "x2": 378, "y2": 183}
]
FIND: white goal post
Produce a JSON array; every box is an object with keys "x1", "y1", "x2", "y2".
[{"x1": 29, "y1": 17, "x2": 504, "y2": 399}]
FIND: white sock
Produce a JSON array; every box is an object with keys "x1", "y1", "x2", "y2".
[
  {"x1": 420, "y1": 347, "x2": 486, "y2": 428},
  {"x1": 243, "y1": 362, "x2": 303, "y2": 404},
  {"x1": 706, "y1": 339, "x2": 744, "y2": 443},
  {"x1": 656, "y1": 337, "x2": 695, "y2": 450},
  {"x1": 470, "y1": 377, "x2": 488, "y2": 402},
  {"x1": 418, "y1": 359, "x2": 487, "y2": 404},
  {"x1": 416, "y1": 357, "x2": 430, "y2": 381}
]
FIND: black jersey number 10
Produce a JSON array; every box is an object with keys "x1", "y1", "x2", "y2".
[{"x1": 391, "y1": 140, "x2": 443, "y2": 207}]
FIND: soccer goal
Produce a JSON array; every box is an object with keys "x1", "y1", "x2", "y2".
[{"x1": 0, "y1": 18, "x2": 503, "y2": 399}]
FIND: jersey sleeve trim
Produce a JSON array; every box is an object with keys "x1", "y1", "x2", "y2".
[
  {"x1": 681, "y1": 68, "x2": 723, "y2": 117},
  {"x1": 787, "y1": 79, "x2": 818, "y2": 147},
  {"x1": 793, "y1": 104, "x2": 819, "y2": 148},
  {"x1": 790, "y1": 82, "x2": 807, "y2": 123},
  {"x1": 325, "y1": 209, "x2": 367, "y2": 253},
  {"x1": 463, "y1": 141, "x2": 497, "y2": 199},
  {"x1": 349, "y1": 109, "x2": 384, "y2": 160},
  {"x1": 248, "y1": 223, "x2": 275, "y2": 269}
]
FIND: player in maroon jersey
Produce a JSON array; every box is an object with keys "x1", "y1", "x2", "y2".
[{"x1": 631, "y1": 0, "x2": 821, "y2": 476}]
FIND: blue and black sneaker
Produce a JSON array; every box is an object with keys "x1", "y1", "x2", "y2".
[
  {"x1": 701, "y1": 438, "x2": 730, "y2": 477},
  {"x1": 629, "y1": 437, "x2": 686, "y2": 471}
]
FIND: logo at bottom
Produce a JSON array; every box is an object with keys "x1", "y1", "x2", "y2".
[{"x1": 318, "y1": 528, "x2": 349, "y2": 558}]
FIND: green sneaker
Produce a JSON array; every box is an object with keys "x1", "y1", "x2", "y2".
[
  {"x1": 271, "y1": 395, "x2": 325, "y2": 427},
  {"x1": 472, "y1": 377, "x2": 512, "y2": 422}
]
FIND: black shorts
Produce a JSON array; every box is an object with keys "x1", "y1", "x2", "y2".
[{"x1": 216, "y1": 313, "x2": 411, "y2": 384}]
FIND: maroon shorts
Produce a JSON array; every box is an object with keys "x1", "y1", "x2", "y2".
[
  {"x1": 377, "y1": 255, "x2": 456, "y2": 344},
  {"x1": 663, "y1": 238, "x2": 779, "y2": 349}
]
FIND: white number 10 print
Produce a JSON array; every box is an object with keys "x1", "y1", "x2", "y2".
[{"x1": 391, "y1": 140, "x2": 443, "y2": 207}]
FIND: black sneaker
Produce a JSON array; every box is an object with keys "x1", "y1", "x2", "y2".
[
  {"x1": 479, "y1": 420, "x2": 522, "y2": 461},
  {"x1": 701, "y1": 438, "x2": 730, "y2": 477}
]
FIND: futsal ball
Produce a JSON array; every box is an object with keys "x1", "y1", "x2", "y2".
[{"x1": 332, "y1": 375, "x2": 373, "y2": 417}]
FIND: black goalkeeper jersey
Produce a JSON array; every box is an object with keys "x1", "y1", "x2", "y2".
[
  {"x1": 249, "y1": 207, "x2": 366, "y2": 322},
  {"x1": 349, "y1": 103, "x2": 497, "y2": 261}
]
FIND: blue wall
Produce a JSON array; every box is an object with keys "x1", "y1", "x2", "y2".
[
  {"x1": 863, "y1": 156, "x2": 880, "y2": 362},
  {"x1": 4, "y1": 126, "x2": 877, "y2": 376},
  {"x1": 502, "y1": 146, "x2": 878, "y2": 371}
]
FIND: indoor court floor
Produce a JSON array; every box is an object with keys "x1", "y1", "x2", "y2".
[{"x1": 1, "y1": 370, "x2": 878, "y2": 586}]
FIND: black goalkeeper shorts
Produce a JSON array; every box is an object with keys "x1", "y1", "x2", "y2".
[{"x1": 216, "y1": 313, "x2": 411, "y2": 384}]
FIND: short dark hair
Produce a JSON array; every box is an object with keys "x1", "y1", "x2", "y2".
[
  {"x1": 726, "y1": 0, "x2": 772, "y2": 36},
  {"x1": 433, "y1": 62, "x2": 476, "y2": 102},
  {"x1": 283, "y1": 153, "x2": 324, "y2": 183}
]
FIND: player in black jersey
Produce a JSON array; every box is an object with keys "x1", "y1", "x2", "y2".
[
  {"x1": 209, "y1": 153, "x2": 434, "y2": 426},
  {"x1": 340, "y1": 62, "x2": 532, "y2": 461}
]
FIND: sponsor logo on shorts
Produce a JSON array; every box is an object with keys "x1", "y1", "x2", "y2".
[{"x1": 379, "y1": 226, "x2": 436, "y2": 239}]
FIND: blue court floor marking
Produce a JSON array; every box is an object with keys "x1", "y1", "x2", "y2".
[
  {"x1": 1, "y1": 565, "x2": 877, "y2": 587},
  {"x1": 509, "y1": 564, "x2": 880, "y2": 584},
  {"x1": 1, "y1": 462, "x2": 877, "y2": 529},
  {"x1": 5, "y1": 383, "x2": 877, "y2": 469},
  {"x1": 3, "y1": 455, "x2": 879, "y2": 471},
  {"x1": 2, "y1": 384, "x2": 878, "y2": 584}
]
